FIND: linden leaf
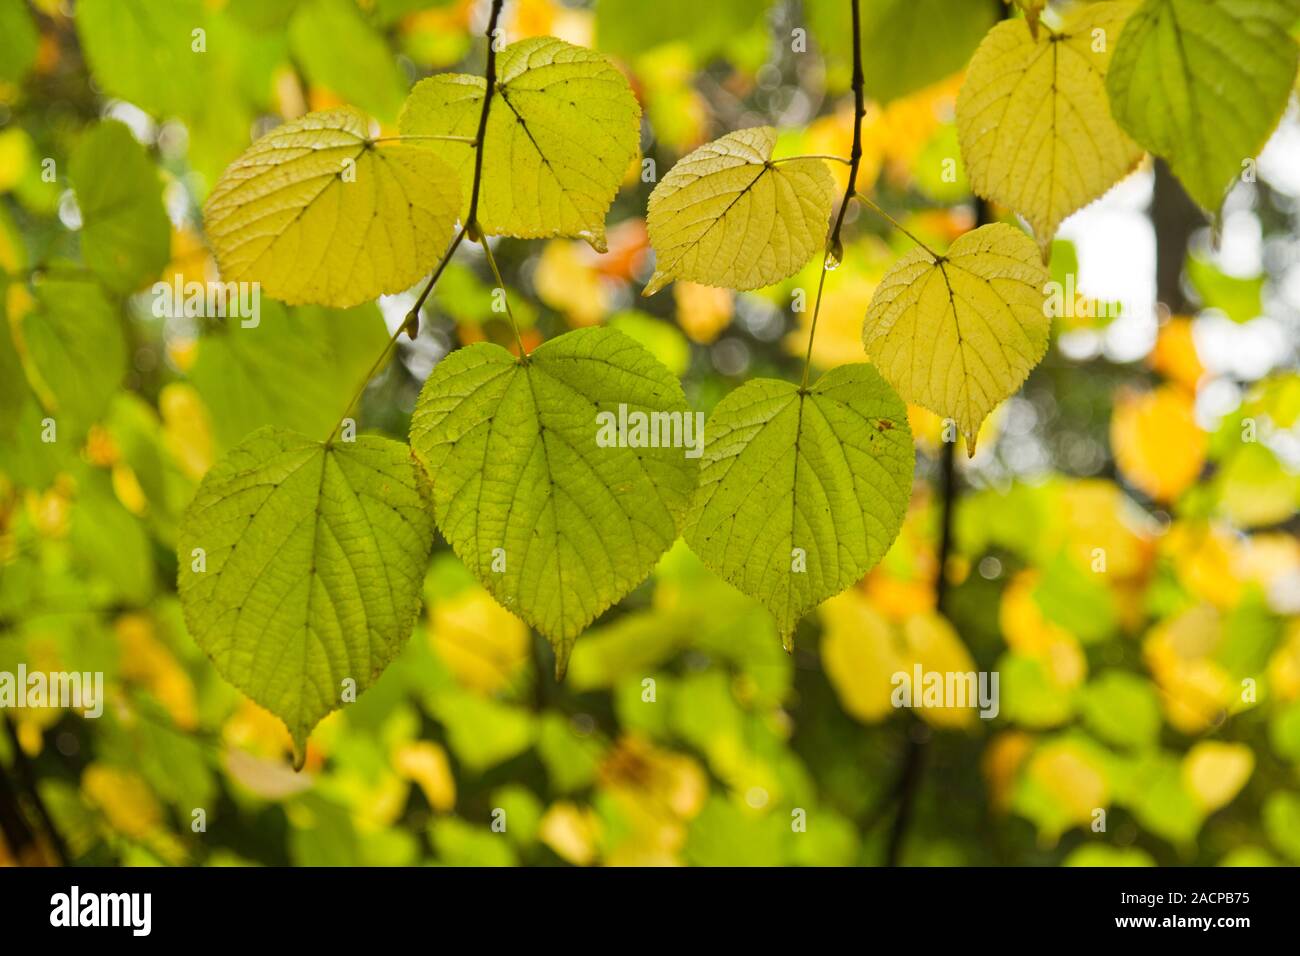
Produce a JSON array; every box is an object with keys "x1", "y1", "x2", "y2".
[
  {"x1": 203, "y1": 107, "x2": 462, "y2": 308},
  {"x1": 70, "y1": 120, "x2": 170, "y2": 294},
  {"x1": 683, "y1": 364, "x2": 914, "y2": 648},
  {"x1": 177, "y1": 427, "x2": 433, "y2": 766},
  {"x1": 642, "y1": 127, "x2": 836, "y2": 296},
  {"x1": 1106, "y1": 0, "x2": 1300, "y2": 211},
  {"x1": 399, "y1": 37, "x2": 640, "y2": 252},
  {"x1": 409, "y1": 327, "x2": 698, "y2": 676},
  {"x1": 862, "y1": 223, "x2": 1050, "y2": 454},
  {"x1": 958, "y1": 1, "x2": 1143, "y2": 258}
]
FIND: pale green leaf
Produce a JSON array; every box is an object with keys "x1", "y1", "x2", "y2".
[
  {"x1": 177, "y1": 427, "x2": 433, "y2": 765},
  {"x1": 862, "y1": 223, "x2": 1050, "y2": 452},
  {"x1": 409, "y1": 327, "x2": 698, "y2": 675},
  {"x1": 203, "y1": 107, "x2": 463, "y2": 308},
  {"x1": 683, "y1": 364, "x2": 913, "y2": 647},
  {"x1": 188, "y1": 301, "x2": 390, "y2": 451},
  {"x1": 70, "y1": 121, "x2": 171, "y2": 294},
  {"x1": 808, "y1": 0, "x2": 998, "y2": 103},
  {"x1": 0, "y1": 0, "x2": 38, "y2": 84},
  {"x1": 957, "y1": 2, "x2": 1144, "y2": 256},
  {"x1": 19, "y1": 276, "x2": 126, "y2": 430},
  {"x1": 75, "y1": 0, "x2": 209, "y2": 118},
  {"x1": 1106, "y1": 0, "x2": 1300, "y2": 210},
  {"x1": 642, "y1": 127, "x2": 836, "y2": 296},
  {"x1": 288, "y1": 0, "x2": 407, "y2": 122},
  {"x1": 398, "y1": 36, "x2": 640, "y2": 252}
]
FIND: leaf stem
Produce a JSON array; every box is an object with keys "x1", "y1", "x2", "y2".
[
  {"x1": 800, "y1": 0, "x2": 865, "y2": 386},
  {"x1": 406, "y1": 0, "x2": 504, "y2": 333},
  {"x1": 853, "y1": 191, "x2": 942, "y2": 260},
  {"x1": 478, "y1": 235, "x2": 528, "y2": 358},
  {"x1": 322, "y1": 0, "x2": 506, "y2": 443}
]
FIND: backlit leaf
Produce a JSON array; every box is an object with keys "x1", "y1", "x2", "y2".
[
  {"x1": 70, "y1": 121, "x2": 171, "y2": 294},
  {"x1": 409, "y1": 327, "x2": 698, "y2": 675},
  {"x1": 399, "y1": 37, "x2": 640, "y2": 252},
  {"x1": 683, "y1": 363, "x2": 913, "y2": 647},
  {"x1": 642, "y1": 127, "x2": 836, "y2": 296},
  {"x1": 177, "y1": 427, "x2": 433, "y2": 765},
  {"x1": 957, "y1": 1, "x2": 1143, "y2": 257},
  {"x1": 1105, "y1": 0, "x2": 1300, "y2": 210},
  {"x1": 203, "y1": 108, "x2": 462, "y2": 308},
  {"x1": 862, "y1": 222, "x2": 1050, "y2": 453}
]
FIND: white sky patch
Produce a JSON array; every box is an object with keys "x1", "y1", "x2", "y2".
[{"x1": 1056, "y1": 166, "x2": 1158, "y2": 364}]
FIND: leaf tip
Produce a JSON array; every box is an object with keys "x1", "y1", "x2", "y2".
[{"x1": 642, "y1": 271, "x2": 670, "y2": 297}]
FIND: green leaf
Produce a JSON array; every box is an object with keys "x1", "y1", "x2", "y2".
[
  {"x1": 1106, "y1": 0, "x2": 1300, "y2": 211},
  {"x1": 409, "y1": 327, "x2": 698, "y2": 675},
  {"x1": 0, "y1": 0, "x2": 38, "y2": 84},
  {"x1": 1187, "y1": 254, "x2": 1264, "y2": 323},
  {"x1": 288, "y1": 0, "x2": 407, "y2": 122},
  {"x1": 1078, "y1": 672, "x2": 1161, "y2": 749},
  {"x1": 1264, "y1": 791, "x2": 1300, "y2": 862},
  {"x1": 70, "y1": 121, "x2": 171, "y2": 294},
  {"x1": 863, "y1": 222, "x2": 1051, "y2": 453},
  {"x1": 177, "y1": 427, "x2": 433, "y2": 765},
  {"x1": 203, "y1": 107, "x2": 463, "y2": 308},
  {"x1": 18, "y1": 276, "x2": 126, "y2": 432},
  {"x1": 683, "y1": 364, "x2": 913, "y2": 648},
  {"x1": 642, "y1": 127, "x2": 837, "y2": 296},
  {"x1": 808, "y1": 0, "x2": 998, "y2": 103},
  {"x1": 399, "y1": 37, "x2": 640, "y2": 252},
  {"x1": 75, "y1": 0, "x2": 208, "y2": 119},
  {"x1": 187, "y1": 301, "x2": 390, "y2": 451},
  {"x1": 596, "y1": 0, "x2": 773, "y2": 64}
]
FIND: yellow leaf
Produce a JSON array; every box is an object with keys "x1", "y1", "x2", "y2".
[
  {"x1": 1026, "y1": 739, "x2": 1110, "y2": 827},
  {"x1": 643, "y1": 127, "x2": 836, "y2": 296},
  {"x1": 203, "y1": 107, "x2": 462, "y2": 308},
  {"x1": 82, "y1": 764, "x2": 162, "y2": 840},
  {"x1": 983, "y1": 730, "x2": 1035, "y2": 810},
  {"x1": 393, "y1": 741, "x2": 456, "y2": 813},
  {"x1": 1111, "y1": 384, "x2": 1206, "y2": 502},
  {"x1": 673, "y1": 281, "x2": 733, "y2": 344},
  {"x1": 820, "y1": 590, "x2": 905, "y2": 723},
  {"x1": 1183, "y1": 741, "x2": 1253, "y2": 813},
  {"x1": 427, "y1": 588, "x2": 529, "y2": 695},
  {"x1": 539, "y1": 801, "x2": 601, "y2": 866},
  {"x1": 1150, "y1": 315, "x2": 1203, "y2": 391},
  {"x1": 534, "y1": 240, "x2": 609, "y2": 327},
  {"x1": 958, "y1": 2, "x2": 1142, "y2": 256},
  {"x1": 399, "y1": 37, "x2": 639, "y2": 252},
  {"x1": 999, "y1": 571, "x2": 1087, "y2": 689},
  {"x1": 863, "y1": 222, "x2": 1050, "y2": 453},
  {"x1": 1143, "y1": 605, "x2": 1235, "y2": 734},
  {"x1": 901, "y1": 610, "x2": 979, "y2": 729}
]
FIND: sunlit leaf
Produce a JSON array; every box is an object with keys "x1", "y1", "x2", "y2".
[
  {"x1": 643, "y1": 127, "x2": 836, "y2": 296},
  {"x1": 177, "y1": 427, "x2": 433, "y2": 765}
]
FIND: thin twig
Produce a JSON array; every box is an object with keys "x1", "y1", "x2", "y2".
[
  {"x1": 799, "y1": 0, "x2": 866, "y2": 388},
  {"x1": 854, "y1": 191, "x2": 942, "y2": 260},
  {"x1": 477, "y1": 235, "x2": 528, "y2": 357}
]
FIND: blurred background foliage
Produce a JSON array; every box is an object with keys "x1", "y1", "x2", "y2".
[{"x1": 0, "y1": 0, "x2": 1299, "y2": 867}]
